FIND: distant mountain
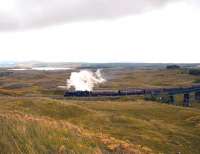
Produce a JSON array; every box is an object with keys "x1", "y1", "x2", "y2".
[
  {"x1": 15, "y1": 61, "x2": 81, "y2": 68},
  {"x1": 1, "y1": 61, "x2": 200, "y2": 69}
]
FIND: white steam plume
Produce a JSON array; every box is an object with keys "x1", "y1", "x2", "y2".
[{"x1": 67, "y1": 69, "x2": 106, "y2": 91}]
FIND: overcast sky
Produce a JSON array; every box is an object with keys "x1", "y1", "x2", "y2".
[{"x1": 0, "y1": 0, "x2": 200, "y2": 63}]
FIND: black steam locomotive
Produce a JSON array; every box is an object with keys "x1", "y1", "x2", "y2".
[
  {"x1": 64, "y1": 85, "x2": 200, "y2": 97},
  {"x1": 64, "y1": 89, "x2": 146, "y2": 97}
]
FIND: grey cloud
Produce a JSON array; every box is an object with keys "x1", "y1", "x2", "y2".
[{"x1": 0, "y1": 0, "x2": 190, "y2": 30}]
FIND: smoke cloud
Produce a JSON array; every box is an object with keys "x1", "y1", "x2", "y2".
[{"x1": 67, "y1": 69, "x2": 106, "y2": 91}]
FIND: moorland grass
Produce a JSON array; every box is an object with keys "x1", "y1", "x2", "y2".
[
  {"x1": 0, "y1": 68, "x2": 200, "y2": 96},
  {"x1": 0, "y1": 68, "x2": 200, "y2": 153},
  {"x1": 0, "y1": 97, "x2": 200, "y2": 153}
]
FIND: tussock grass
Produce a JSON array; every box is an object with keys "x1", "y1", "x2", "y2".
[
  {"x1": 0, "y1": 112, "x2": 99, "y2": 154},
  {"x1": 0, "y1": 97, "x2": 200, "y2": 153}
]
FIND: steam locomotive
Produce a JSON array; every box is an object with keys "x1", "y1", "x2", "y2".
[
  {"x1": 64, "y1": 85, "x2": 200, "y2": 97},
  {"x1": 64, "y1": 89, "x2": 148, "y2": 97}
]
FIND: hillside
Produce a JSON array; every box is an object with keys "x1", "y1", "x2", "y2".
[
  {"x1": 1, "y1": 67, "x2": 200, "y2": 153},
  {"x1": 0, "y1": 97, "x2": 200, "y2": 153}
]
